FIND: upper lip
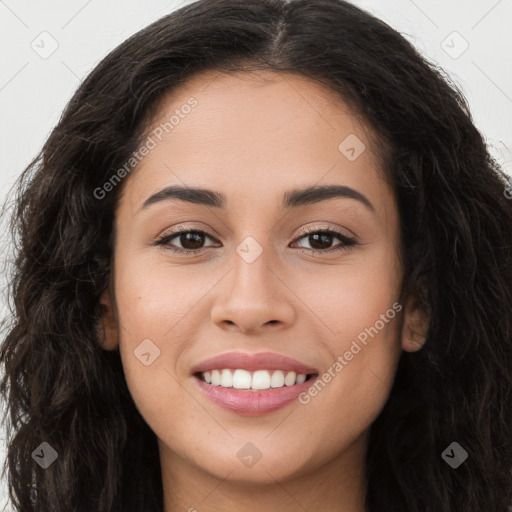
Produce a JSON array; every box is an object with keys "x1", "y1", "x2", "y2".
[{"x1": 190, "y1": 351, "x2": 319, "y2": 375}]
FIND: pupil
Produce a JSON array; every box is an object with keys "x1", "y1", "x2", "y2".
[
  {"x1": 181, "y1": 232, "x2": 204, "y2": 249},
  {"x1": 310, "y1": 233, "x2": 332, "y2": 250}
]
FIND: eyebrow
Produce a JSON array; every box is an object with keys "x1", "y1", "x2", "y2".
[{"x1": 140, "y1": 184, "x2": 376, "y2": 214}]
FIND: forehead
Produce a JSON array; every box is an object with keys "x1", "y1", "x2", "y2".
[
  {"x1": 145, "y1": 68, "x2": 382, "y2": 164},
  {"x1": 118, "y1": 69, "x2": 392, "y2": 220}
]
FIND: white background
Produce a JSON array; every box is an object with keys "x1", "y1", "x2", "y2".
[{"x1": 0, "y1": 0, "x2": 511, "y2": 509}]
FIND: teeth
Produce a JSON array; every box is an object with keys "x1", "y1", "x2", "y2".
[
  {"x1": 220, "y1": 369, "x2": 233, "y2": 387},
  {"x1": 201, "y1": 369, "x2": 309, "y2": 390}
]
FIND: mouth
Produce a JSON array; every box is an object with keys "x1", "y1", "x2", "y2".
[
  {"x1": 192, "y1": 369, "x2": 319, "y2": 415},
  {"x1": 194, "y1": 369, "x2": 318, "y2": 391},
  {"x1": 189, "y1": 351, "x2": 319, "y2": 414}
]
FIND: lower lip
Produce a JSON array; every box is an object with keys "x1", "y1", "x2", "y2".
[{"x1": 193, "y1": 374, "x2": 318, "y2": 416}]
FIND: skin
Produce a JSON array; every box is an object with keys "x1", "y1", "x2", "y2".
[{"x1": 99, "y1": 69, "x2": 429, "y2": 512}]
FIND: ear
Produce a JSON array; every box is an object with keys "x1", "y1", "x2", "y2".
[
  {"x1": 97, "y1": 289, "x2": 119, "y2": 351},
  {"x1": 401, "y1": 293, "x2": 430, "y2": 352}
]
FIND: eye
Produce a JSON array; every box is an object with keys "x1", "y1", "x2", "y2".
[
  {"x1": 153, "y1": 228, "x2": 220, "y2": 254},
  {"x1": 153, "y1": 226, "x2": 358, "y2": 255},
  {"x1": 290, "y1": 227, "x2": 357, "y2": 254}
]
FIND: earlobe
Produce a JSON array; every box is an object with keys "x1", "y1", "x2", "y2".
[
  {"x1": 401, "y1": 294, "x2": 430, "y2": 352},
  {"x1": 97, "y1": 289, "x2": 119, "y2": 351}
]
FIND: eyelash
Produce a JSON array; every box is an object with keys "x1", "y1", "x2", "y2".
[{"x1": 153, "y1": 225, "x2": 357, "y2": 255}]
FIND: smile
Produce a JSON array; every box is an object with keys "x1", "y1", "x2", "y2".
[
  {"x1": 197, "y1": 368, "x2": 314, "y2": 390},
  {"x1": 193, "y1": 371, "x2": 318, "y2": 415}
]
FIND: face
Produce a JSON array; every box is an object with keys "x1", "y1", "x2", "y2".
[{"x1": 99, "y1": 69, "x2": 428, "y2": 492}]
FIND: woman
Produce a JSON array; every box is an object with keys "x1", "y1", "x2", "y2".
[{"x1": 1, "y1": 0, "x2": 511, "y2": 510}]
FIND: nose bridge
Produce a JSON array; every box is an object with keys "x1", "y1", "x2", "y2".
[
  {"x1": 230, "y1": 232, "x2": 276, "y2": 299},
  {"x1": 209, "y1": 230, "x2": 294, "y2": 332}
]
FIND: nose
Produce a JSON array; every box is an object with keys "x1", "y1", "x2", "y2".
[{"x1": 210, "y1": 246, "x2": 295, "y2": 335}]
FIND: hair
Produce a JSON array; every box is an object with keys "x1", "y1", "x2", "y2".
[{"x1": 1, "y1": 0, "x2": 511, "y2": 510}]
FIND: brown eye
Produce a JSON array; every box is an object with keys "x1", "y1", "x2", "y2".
[
  {"x1": 154, "y1": 227, "x2": 357, "y2": 256},
  {"x1": 291, "y1": 229, "x2": 357, "y2": 254},
  {"x1": 154, "y1": 229, "x2": 219, "y2": 254},
  {"x1": 176, "y1": 231, "x2": 206, "y2": 250},
  {"x1": 306, "y1": 232, "x2": 335, "y2": 250}
]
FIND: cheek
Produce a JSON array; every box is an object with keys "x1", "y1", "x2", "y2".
[
  {"x1": 115, "y1": 289, "x2": 191, "y2": 443},
  {"x1": 291, "y1": 245, "x2": 401, "y2": 343},
  {"x1": 112, "y1": 256, "x2": 218, "y2": 420},
  {"x1": 290, "y1": 244, "x2": 403, "y2": 417},
  {"x1": 295, "y1": 305, "x2": 402, "y2": 462},
  {"x1": 114, "y1": 256, "x2": 214, "y2": 339},
  {"x1": 111, "y1": 265, "x2": 179, "y2": 404}
]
